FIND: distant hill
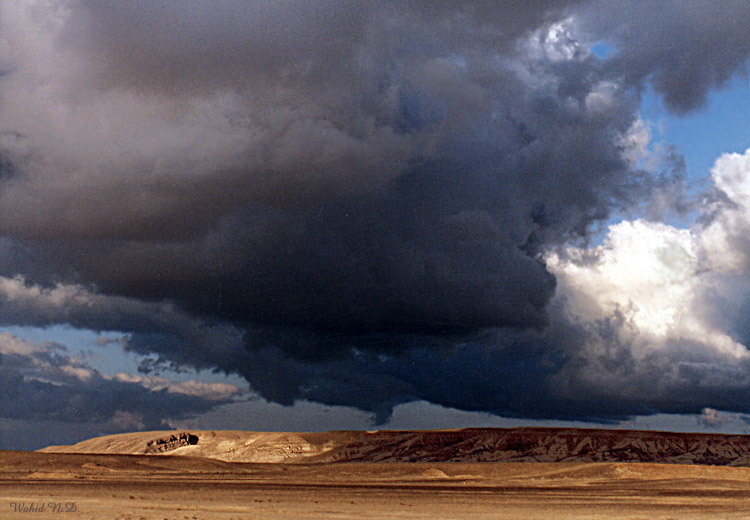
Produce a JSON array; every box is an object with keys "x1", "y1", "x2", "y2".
[{"x1": 39, "y1": 427, "x2": 750, "y2": 466}]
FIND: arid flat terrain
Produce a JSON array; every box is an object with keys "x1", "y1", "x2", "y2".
[
  {"x1": 2, "y1": 428, "x2": 750, "y2": 519},
  {"x1": 4, "y1": 450, "x2": 750, "y2": 519}
]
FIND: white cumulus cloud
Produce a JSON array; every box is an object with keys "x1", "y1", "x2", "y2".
[{"x1": 548, "y1": 148, "x2": 750, "y2": 365}]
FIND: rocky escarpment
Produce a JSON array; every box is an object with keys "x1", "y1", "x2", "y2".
[
  {"x1": 323, "y1": 428, "x2": 750, "y2": 465},
  {"x1": 40, "y1": 428, "x2": 750, "y2": 466},
  {"x1": 144, "y1": 432, "x2": 199, "y2": 454}
]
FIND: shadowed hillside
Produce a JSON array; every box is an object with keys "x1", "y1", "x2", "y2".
[{"x1": 39, "y1": 428, "x2": 750, "y2": 466}]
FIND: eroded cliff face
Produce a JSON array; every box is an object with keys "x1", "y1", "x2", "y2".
[
  {"x1": 322, "y1": 429, "x2": 750, "y2": 465},
  {"x1": 40, "y1": 428, "x2": 750, "y2": 466}
]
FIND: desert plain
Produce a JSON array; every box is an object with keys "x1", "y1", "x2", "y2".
[{"x1": 3, "y1": 428, "x2": 750, "y2": 519}]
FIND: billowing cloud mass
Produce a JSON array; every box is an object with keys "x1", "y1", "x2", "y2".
[
  {"x1": 547, "y1": 150, "x2": 750, "y2": 418},
  {"x1": 3, "y1": 0, "x2": 750, "y2": 436}
]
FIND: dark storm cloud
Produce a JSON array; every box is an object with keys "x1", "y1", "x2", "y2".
[
  {"x1": 67, "y1": 0, "x2": 577, "y2": 95},
  {"x1": 582, "y1": 0, "x2": 750, "y2": 112},
  {"x1": 0, "y1": 276, "x2": 247, "y2": 373},
  {"x1": 3, "y1": 0, "x2": 750, "y2": 425},
  {"x1": 163, "y1": 311, "x2": 750, "y2": 425},
  {"x1": 1, "y1": 0, "x2": 644, "y2": 335}
]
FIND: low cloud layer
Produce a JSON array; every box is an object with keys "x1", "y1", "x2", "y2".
[
  {"x1": 3, "y1": 0, "x2": 750, "y2": 433},
  {"x1": 0, "y1": 331, "x2": 243, "y2": 449}
]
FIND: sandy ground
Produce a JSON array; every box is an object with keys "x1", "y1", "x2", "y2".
[{"x1": 3, "y1": 451, "x2": 750, "y2": 519}]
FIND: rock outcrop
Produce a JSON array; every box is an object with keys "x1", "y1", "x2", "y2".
[{"x1": 144, "y1": 432, "x2": 199, "y2": 454}]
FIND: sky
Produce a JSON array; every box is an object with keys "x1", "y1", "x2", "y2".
[{"x1": 3, "y1": 0, "x2": 750, "y2": 451}]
